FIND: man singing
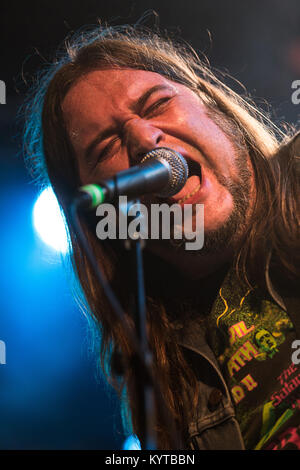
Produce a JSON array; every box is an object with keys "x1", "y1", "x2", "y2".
[{"x1": 23, "y1": 24, "x2": 299, "y2": 449}]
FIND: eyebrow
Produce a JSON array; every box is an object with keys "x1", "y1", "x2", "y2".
[{"x1": 83, "y1": 84, "x2": 172, "y2": 165}]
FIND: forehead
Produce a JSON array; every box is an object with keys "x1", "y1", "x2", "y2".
[
  {"x1": 63, "y1": 68, "x2": 177, "y2": 116},
  {"x1": 62, "y1": 68, "x2": 182, "y2": 144}
]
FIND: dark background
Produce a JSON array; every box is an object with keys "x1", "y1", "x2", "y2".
[{"x1": 0, "y1": 0, "x2": 299, "y2": 450}]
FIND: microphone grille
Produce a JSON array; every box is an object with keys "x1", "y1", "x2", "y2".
[{"x1": 141, "y1": 148, "x2": 189, "y2": 196}]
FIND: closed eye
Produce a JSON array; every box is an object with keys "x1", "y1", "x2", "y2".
[
  {"x1": 143, "y1": 97, "x2": 172, "y2": 117},
  {"x1": 92, "y1": 136, "x2": 120, "y2": 167},
  {"x1": 93, "y1": 98, "x2": 171, "y2": 166}
]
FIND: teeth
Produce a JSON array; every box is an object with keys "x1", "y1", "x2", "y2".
[{"x1": 177, "y1": 183, "x2": 201, "y2": 204}]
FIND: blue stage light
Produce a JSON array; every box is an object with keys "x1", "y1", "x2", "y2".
[
  {"x1": 33, "y1": 187, "x2": 68, "y2": 254},
  {"x1": 122, "y1": 434, "x2": 141, "y2": 450}
]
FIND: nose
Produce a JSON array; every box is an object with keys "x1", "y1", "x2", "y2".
[{"x1": 124, "y1": 118, "x2": 164, "y2": 163}]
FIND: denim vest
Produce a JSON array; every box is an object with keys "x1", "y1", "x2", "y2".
[{"x1": 176, "y1": 268, "x2": 300, "y2": 450}]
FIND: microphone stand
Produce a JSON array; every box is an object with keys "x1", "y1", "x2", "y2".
[
  {"x1": 121, "y1": 198, "x2": 156, "y2": 450},
  {"x1": 70, "y1": 195, "x2": 180, "y2": 450}
]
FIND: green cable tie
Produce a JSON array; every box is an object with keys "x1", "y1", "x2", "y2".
[{"x1": 81, "y1": 184, "x2": 105, "y2": 208}]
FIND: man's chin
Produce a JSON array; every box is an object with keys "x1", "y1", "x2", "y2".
[
  {"x1": 146, "y1": 233, "x2": 234, "y2": 281},
  {"x1": 147, "y1": 225, "x2": 236, "y2": 255}
]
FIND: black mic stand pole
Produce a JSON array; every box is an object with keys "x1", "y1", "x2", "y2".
[
  {"x1": 70, "y1": 194, "x2": 181, "y2": 450},
  {"x1": 123, "y1": 198, "x2": 156, "y2": 450}
]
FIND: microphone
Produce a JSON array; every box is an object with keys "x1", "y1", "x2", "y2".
[{"x1": 74, "y1": 148, "x2": 189, "y2": 210}]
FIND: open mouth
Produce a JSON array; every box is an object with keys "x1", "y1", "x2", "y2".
[
  {"x1": 177, "y1": 182, "x2": 201, "y2": 204},
  {"x1": 169, "y1": 159, "x2": 203, "y2": 205},
  {"x1": 177, "y1": 160, "x2": 202, "y2": 202},
  {"x1": 187, "y1": 159, "x2": 202, "y2": 184}
]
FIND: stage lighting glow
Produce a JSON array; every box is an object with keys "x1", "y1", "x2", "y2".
[
  {"x1": 33, "y1": 187, "x2": 68, "y2": 254},
  {"x1": 122, "y1": 434, "x2": 141, "y2": 450}
]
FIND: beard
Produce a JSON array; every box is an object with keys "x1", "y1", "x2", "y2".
[
  {"x1": 139, "y1": 149, "x2": 252, "y2": 256},
  {"x1": 166, "y1": 147, "x2": 252, "y2": 255},
  {"x1": 197, "y1": 154, "x2": 251, "y2": 254},
  {"x1": 197, "y1": 107, "x2": 253, "y2": 255},
  {"x1": 131, "y1": 108, "x2": 253, "y2": 257}
]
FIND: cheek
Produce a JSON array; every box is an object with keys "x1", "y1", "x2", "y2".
[
  {"x1": 171, "y1": 100, "x2": 238, "y2": 175},
  {"x1": 203, "y1": 189, "x2": 234, "y2": 231},
  {"x1": 172, "y1": 96, "x2": 206, "y2": 130}
]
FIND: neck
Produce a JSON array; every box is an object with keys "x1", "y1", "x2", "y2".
[
  {"x1": 143, "y1": 247, "x2": 231, "y2": 316},
  {"x1": 146, "y1": 238, "x2": 234, "y2": 280}
]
